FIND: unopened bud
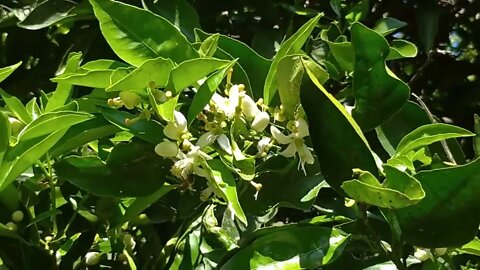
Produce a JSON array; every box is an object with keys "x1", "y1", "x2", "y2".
[
  {"x1": 6, "y1": 222, "x2": 17, "y2": 231},
  {"x1": 434, "y1": 248, "x2": 447, "y2": 256},
  {"x1": 85, "y1": 252, "x2": 101, "y2": 265},
  {"x1": 241, "y1": 95, "x2": 259, "y2": 120},
  {"x1": 119, "y1": 91, "x2": 141, "y2": 110},
  {"x1": 155, "y1": 140, "x2": 179, "y2": 157},
  {"x1": 11, "y1": 210, "x2": 24, "y2": 223},
  {"x1": 252, "y1": 111, "x2": 270, "y2": 132}
]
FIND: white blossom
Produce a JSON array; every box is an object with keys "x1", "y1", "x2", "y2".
[
  {"x1": 414, "y1": 248, "x2": 431, "y2": 261},
  {"x1": 257, "y1": 137, "x2": 271, "y2": 154},
  {"x1": 251, "y1": 111, "x2": 270, "y2": 132},
  {"x1": 211, "y1": 85, "x2": 240, "y2": 119},
  {"x1": 155, "y1": 140, "x2": 179, "y2": 157},
  {"x1": 197, "y1": 132, "x2": 233, "y2": 155},
  {"x1": 270, "y1": 118, "x2": 314, "y2": 175},
  {"x1": 164, "y1": 111, "x2": 188, "y2": 140},
  {"x1": 241, "y1": 95, "x2": 259, "y2": 120},
  {"x1": 171, "y1": 145, "x2": 211, "y2": 180}
]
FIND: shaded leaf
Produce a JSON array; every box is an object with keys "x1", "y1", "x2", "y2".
[
  {"x1": 395, "y1": 158, "x2": 480, "y2": 247},
  {"x1": 17, "y1": 0, "x2": 76, "y2": 30},
  {"x1": 0, "y1": 61, "x2": 22, "y2": 84},
  {"x1": 374, "y1": 17, "x2": 407, "y2": 36},
  {"x1": 220, "y1": 226, "x2": 349, "y2": 270},
  {"x1": 387, "y1": 40, "x2": 418, "y2": 60},
  {"x1": 351, "y1": 23, "x2": 410, "y2": 131},
  {"x1": 199, "y1": 34, "x2": 220, "y2": 58},
  {"x1": 300, "y1": 64, "x2": 378, "y2": 193},
  {"x1": 0, "y1": 89, "x2": 32, "y2": 124}
]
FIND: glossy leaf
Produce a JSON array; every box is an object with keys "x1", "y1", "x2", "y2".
[
  {"x1": 119, "y1": 184, "x2": 174, "y2": 225},
  {"x1": 0, "y1": 88, "x2": 32, "y2": 124},
  {"x1": 459, "y1": 237, "x2": 480, "y2": 256},
  {"x1": 204, "y1": 159, "x2": 247, "y2": 225},
  {"x1": 0, "y1": 61, "x2": 22, "y2": 84},
  {"x1": 54, "y1": 140, "x2": 170, "y2": 197},
  {"x1": 17, "y1": 0, "x2": 76, "y2": 30},
  {"x1": 351, "y1": 23, "x2": 410, "y2": 131},
  {"x1": 345, "y1": 0, "x2": 369, "y2": 23},
  {"x1": 379, "y1": 101, "x2": 467, "y2": 163},
  {"x1": 341, "y1": 165, "x2": 425, "y2": 209},
  {"x1": 374, "y1": 17, "x2": 407, "y2": 36},
  {"x1": 168, "y1": 58, "x2": 230, "y2": 94},
  {"x1": 220, "y1": 226, "x2": 349, "y2": 269},
  {"x1": 0, "y1": 111, "x2": 10, "y2": 165},
  {"x1": 199, "y1": 34, "x2": 220, "y2": 58},
  {"x1": 474, "y1": 114, "x2": 479, "y2": 157},
  {"x1": 195, "y1": 29, "x2": 271, "y2": 99},
  {"x1": 187, "y1": 61, "x2": 236, "y2": 124},
  {"x1": 141, "y1": 0, "x2": 200, "y2": 42},
  {"x1": 264, "y1": 14, "x2": 321, "y2": 105},
  {"x1": 0, "y1": 129, "x2": 67, "y2": 193},
  {"x1": 387, "y1": 40, "x2": 418, "y2": 60},
  {"x1": 89, "y1": 0, "x2": 198, "y2": 66},
  {"x1": 106, "y1": 57, "x2": 174, "y2": 91},
  {"x1": 395, "y1": 123, "x2": 474, "y2": 156},
  {"x1": 45, "y1": 52, "x2": 82, "y2": 112},
  {"x1": 50, "y1": 115, "x2": 121, "y2": 157},
  {"x1": 51, "y1": 60, "x2": 132, "y2": 89},
  {"x1": 17, "y1": 111, "x2": 93, "y2": 142},
  {"x1": 300, "y1": 65, "x2": 378, "y2": 193},
  {"x1": 395, "y1": 158, "x2": 480, "y2": 247},
  {"x1": 99, "y1": 106, "x2": 165, "y2": 144}
]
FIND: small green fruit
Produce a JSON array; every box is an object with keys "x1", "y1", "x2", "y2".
[{"x1": 11, "y1": 210, "x2": 24, "y2": 223}]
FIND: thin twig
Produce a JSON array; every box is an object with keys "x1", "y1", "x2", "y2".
[{"x1": 409, "y1": 50, "x2": 435, "y2": 87}]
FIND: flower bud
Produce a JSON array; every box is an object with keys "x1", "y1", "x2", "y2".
[
  {"x1": 11, "y1": 210, "x2": 24, "y2": 223},
  {"x1": 119, "y1": 91, "x2": 141, "y2": 110},
  {"x1": 9, "y1": 117, "x2": 25, "y2": 137},
  {"x1": 6, "y1": 222, "x2": 17, "y2": 231},
  {"x1": 197, "y1": 132, "x2": 217, "y2": 149},
  {"x1": 164, "y1": 111, "x2": 188, "y2": 140},
  {"x1": 414, "y1": 248, "x2": 431, "y2": 261},
  {"x1": 434, "y1": 248, "x2": 447, "y2": 256},
  {"x1": 241, "y1": 95, "x2": 259, "y2": 120},
  {"x1": 155, "y1": 140, "x2": 179, "y2": 157},
  {"x1": 85, "y1": 252, "x2": 101, "y2": 265},
  {"x1": 217, "y1": 134, "x2": 232, "y2": 155},
  {"x1": 251, "y1": 111, "x2": 270, "y2": 132},
  {"x1": 123, "y1": 233, "x2": 136, "y2": 251}
]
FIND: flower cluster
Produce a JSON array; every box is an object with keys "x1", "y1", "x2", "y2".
[{"x1": 153, "y1": 82, "x2": 316, "y2": 189}]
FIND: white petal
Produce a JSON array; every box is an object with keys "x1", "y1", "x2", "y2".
[
  {"x1": 241, "y1": 95, "x2": 259, "y2": 120},
  {"x1": 173, "y1": 111, "x2": 187, "y2": 131},
  {"x1": 164, "y1": 122, "x2": 180, "y2": 140},
  {"x1": 252, "y1": 111, "x2": 270, "y2": 132},
  {"x1": 280, "y1": 143, "x2": 297, "y2": 157},
  {"x1": 155, "y1": 140, "x2": 179, "y2": 157},
  {"x1": 193, "y1": 166, "x2": 209, "y2": 178},
  {"x1": 295, "y1": 118, "x2": 310, "y2": 138},
  {"x1": 217, "y1": 134, "x2": 233, "y2": 155},
  {"x1": 196, "y1": 131, "x2": 217, "y2": 148},
  {"x1": 257, "y1": 137, "x2": 271, "y2": 153},
  {"x1": 297, "y1": 142, "x2": 314, "y2": 165},
  {"x1": 270, "y1": 126, "x2": 293, "y2": 145}
]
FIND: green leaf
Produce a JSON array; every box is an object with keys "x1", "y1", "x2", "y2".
[
  {"x1": 345, "y1": 0, "x2": 369, "y2": 23},
  {"x1": 415, "y1": 1, "x2": 440, "y2": 53},
  {"x1": 387, "y1": 40, "x2": 418, "y2": 60},
  {"x1": 326, "y1": 40, "x2": 354, "y2": 72},
  {"x1": 341, "y1": 165, "x2": 425, "y2": 209},
  {"x1": 45, "y1": 52, "x2": 82, "y2": 112},
  {"x1": 351, "y1": 23, "x2": 410, "y2": 131},
  {"x1": 50, "y1": 115, "x2": 121, "y2": 157},
  {"x1": 0, "y1": 61, "x2": 22, "y2": 84},
  {"x1": 379, "y1": 101, "x2": 467, "y2": 164},
  {"x1": 17, "y1": 111, "x2": 93, "y2": 142},
  {"x1": 0, "y1": 88, "x2": 32, "y2": 124},
  {"x1": 195, "y1": 29, "x2": 271, "y2": 99},
  {"x1": 395, "y1": 123, "x2": 474, "y2": 156},
  {"x1": 220, "y1": 226, "x2": 349, "y2": 269},
  {"x1": 459, "y1": 237, "x2": 480, "y2": 256},
  {"x1": 89, "y1": 0, "x2": 198, "y2": 66},
  {"x1": 51, "y1": 59, "x2": 132, "y2": 89},
  {"x1": 395, "y1": 158, "x2": 480, "y2": 247},
  {"x1": 119, "y1": 184, "x2": 174, "y2": 225},
  {"x1": 54, "y1": 140, "x2": 170, "y2": 197},
  {"x1": 204, "y1": 159, "x2": 247, "y2": 225},
  {"x1": 0, "y1": 111, "x2": 10, "y2": 165},
  {"x1": 264, "y1": 14, "x2": 322, "y2": 105},
  {"x1": 187, "y1": 61, "x2": 236, "y2": 124},
  {"x1": 199, "y1": 34, "x2": 220, "y2": 58},
  {"x1": 17, "y1": 0, "x2": 76, "y2": 30},
  {"x1": 141, "y1": 0, "x2": 200, "y2": 42},
  {"x1": 99, "y1": 106, "x2": 165, "y2": 144},
  {"x1": 474, "y1": 114, "x2": 480, "y2": 157},
  {"x1": 168, "y1": 58, "x2": 230, "y2": 94},
  {"x1": 277, "y1": 55, "x2": 304, "y2": 118},
  {"x1": 106, "y1": 57, "x2": 174, "y2": 91},
  {"x1": 0, "y1": 129, "x2": 67, "y2": 193},
  {"x1": 300, "y1": 64, "x2": 378, "y2": 193},
  {"x1": 374, "y1": 17, "x2": 407, "y2": 36}
]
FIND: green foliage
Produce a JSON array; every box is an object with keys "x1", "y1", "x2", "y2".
[{"x1": 0, "y1": 1, "x2": 479, "y2": 269}]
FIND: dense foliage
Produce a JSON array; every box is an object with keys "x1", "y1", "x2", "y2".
[{"x1": 0, "y1": 0, "x2": 480, "y2": 269}]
